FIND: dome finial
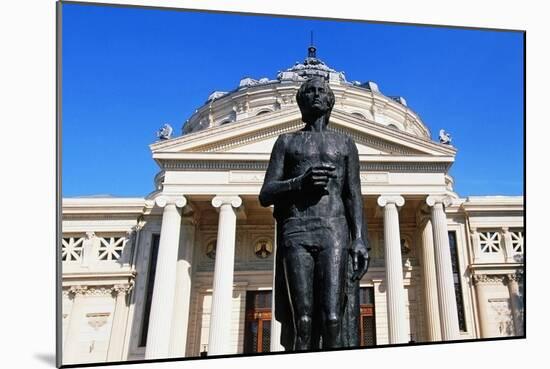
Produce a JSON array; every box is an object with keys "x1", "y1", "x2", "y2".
[{"x1": 308, "y1": 31, "x2": 317, "y2": 58}]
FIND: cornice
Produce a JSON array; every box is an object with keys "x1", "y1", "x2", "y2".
[
  {"x1": 461, "y1": 196, "x2": 524, "y2": 212},
  {"x1": 62, "y1": 271, "x2": 136, "y2": 284},
  {"x1": 157, "y1": 159, "x2": 451, "y2": 173},
  {"x1": 151, "y1": 108, "x2": 454, "y2": 158},
  {"x1": 151, "y1": 109, "x2": 301, "y2": 152},
  {"x1": 62, "y1": 198, "x2": 150, "y2": 215}
]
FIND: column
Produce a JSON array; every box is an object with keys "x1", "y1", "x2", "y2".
[
  {"x1": 472, "y1": 274, "x2": 492, "y2": 338},
  {"x1": 107, "y1": 283, "x2": 134, "y2": 361},
  {"x1": 506, "y1": 271, "x2": 524, "y2": 336},
  {"x1": 63, "y1": 286, "x2": 88, "y2": 364},
  {"x1": 270, "y1": 219, "x2": 284, "y2": 352},
  {"x1": 145, "y1": 196, "x2": 187, "y2": 359},
  {"x1": 419, "y1": 217, "x2": 442, "y2": 341},
  {"x1": 207, "y1": 195, "x2": 242, "y2": 356},
  {"x1": 377, "y1": 195, "x2": 408, "y2": 344},
  {"x1": 169, "y1": 217, "x2": 196, "y2": 357},
  {"x1": 426, "y1": 195, "x2": 460, "y2": 341}
]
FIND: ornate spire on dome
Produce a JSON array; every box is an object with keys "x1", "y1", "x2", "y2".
[
  {"x1": 308, "y1": 31, "x2": 317, "y2": 58},
  {"x1": 277, "y1": 43, "x2": 347, "y2": 84}
]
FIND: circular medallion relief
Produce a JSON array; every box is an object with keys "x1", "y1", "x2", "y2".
[
  {"x1": 401, "y1": 238, "x2": 411, "y2": 255},
  {"x1": 206, "y1": 239, "x2": 217, "y2": 260},
  {"x1": 254, "y1": 238, "x2": 273, "y2": 259}
]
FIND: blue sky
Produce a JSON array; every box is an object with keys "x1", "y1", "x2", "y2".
[{"x1": 62, "y1": 3, "x2": 524, "y2": 197}]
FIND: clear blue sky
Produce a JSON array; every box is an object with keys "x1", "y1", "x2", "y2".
[{"x1": 62, "y1": 3, "x2": 524, "y2": 198}]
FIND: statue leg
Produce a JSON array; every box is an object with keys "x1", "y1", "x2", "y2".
[
  {"x1": 316, "y1": 223, "x2": 348, "y2": 349},
  {"x1": 283, "y1": 244, "x2": 315, "y2": 351}
]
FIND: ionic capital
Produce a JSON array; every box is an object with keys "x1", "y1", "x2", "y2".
[
  {"x1": 377, "y1": 195, "x2": 405, "y2": 208},
  {"x1": 506, "y1": 270, "x2": 524, "y2": 284},
  {"x1": 85, "y1": 231, "x2": 96, "y2": 240},
  {"x1": 426, "y1": 195, "x2": 453, "y2": 208},
  {"x1": 212, "y1": 195, "x2": 242, "y2": 209},
  {"x1": 112, "y1": 282, "x2": 134, "y2": 296},
  {"x1": 68, "y1": 285, "x2": 88, "y2": 297},
  {"x1": 155, "y1": 195, "x2": 187, "y2": 209}
]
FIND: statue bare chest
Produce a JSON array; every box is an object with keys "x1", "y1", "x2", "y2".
[{"x1": 285, "y1": 132, "x2": 348, "y2": 172}]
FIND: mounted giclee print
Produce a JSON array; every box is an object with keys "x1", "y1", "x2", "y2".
[{"x1": 58, "y1": 1, "x2": 525, "y2": 367}]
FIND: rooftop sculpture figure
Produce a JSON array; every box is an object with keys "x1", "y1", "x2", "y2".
[
  {"x1": 157, "y1": 123, "x2": 173, "y2": 140},
  {"x1": 439, "y1": 129, "x2": 452, "y2": 145},
  {"x1": 259, "y1": 77, "x2": 370, "y2": 350}
]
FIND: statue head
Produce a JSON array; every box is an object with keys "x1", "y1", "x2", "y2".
[{"x1": 296, "y1": 77, "x2": 335, "y2": 125}]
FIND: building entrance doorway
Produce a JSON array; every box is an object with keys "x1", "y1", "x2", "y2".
[
  {"x1": 243, "y1": 287, "x2": 376, "y2": 352},
  {"x1": 243, "y1": 290, "x2": 272, "y2": 353},
  {"x1": 359, "y1": 287, "x2": 377, "y2": 346}
]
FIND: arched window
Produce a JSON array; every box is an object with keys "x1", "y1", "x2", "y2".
[
  {"x1": 352, "y1": 112, "x2": 366, "y2": 120},
  {"x1": 387, "y1": 124, "x2": 399, "y2": 130},
  {"x1": 256, "y1": 110, "x2": 271, "y2": 116}
]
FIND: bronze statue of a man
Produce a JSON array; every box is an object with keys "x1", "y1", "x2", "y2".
[{"x1": 259, "y1": 77, "x2": 370, "y2": 350}]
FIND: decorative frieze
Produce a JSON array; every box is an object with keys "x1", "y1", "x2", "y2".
[
  {"x1": 472, "y1": 274, "x2": 506, "y2": 285},
  {"x1": 160, "y1": 159, "x2": 450, "y2": 173},
  {"x1": 191, "y1": 119, "x2": 303, "y2": 153},
  {"x1": 65, "y1": 284, "x2": 134, "y2": 299},
  {"x1": 329, "y1": 125, "x2": 420, "y2": 155}
]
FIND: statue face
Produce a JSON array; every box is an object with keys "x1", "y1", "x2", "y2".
[
  {"x1": 296, "y1": 78, "x2": 335, "y2": 121},
  {"x1": 301, "y1": 78, "x2": 332, "y2": 115}
]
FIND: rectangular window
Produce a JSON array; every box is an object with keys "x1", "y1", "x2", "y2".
[
  {"x1": 139, "y1": 233, "x2": 160, "y2": 347},
  {"x1": 448, "y1": 231, "x2": 467, "y2": 332}
]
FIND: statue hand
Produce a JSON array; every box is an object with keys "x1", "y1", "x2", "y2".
[
  {"x1": 350, "y1": 238, "x2": 370, "y2": 281},
  {"x1": 298, "y1": 164, "x2": 336, "y2": 191}
]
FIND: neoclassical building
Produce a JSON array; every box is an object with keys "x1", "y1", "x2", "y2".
[{"x1": 60, "y1": 47, "x2": 524, "y2": 365}]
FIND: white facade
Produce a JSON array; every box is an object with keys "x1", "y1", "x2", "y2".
[{"x1": 60, "y1": 51, "x2": 524, "y2": 365}]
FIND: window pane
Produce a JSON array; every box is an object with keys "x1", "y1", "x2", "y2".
[
  {"x1": 139, "y1": 234, "x2": 160, "y2": 347},
  {"x1": 448, "y1": 231, "x2": 467, "y2": 332}
]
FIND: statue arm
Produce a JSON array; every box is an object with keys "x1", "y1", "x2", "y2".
[
  {"x1": 344, "y1": 138, "x2": 364, "y2": 241},
  {"x1": 345, "y1": 138, "x2": 370, "y2": 281},
  {"x1": 259, "y1": 135, "x2": 298, "y2": 207}
]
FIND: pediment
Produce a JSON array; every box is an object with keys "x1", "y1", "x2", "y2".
[{"x1": 151, "y1": 109, "x2": 456, "y2": 159}]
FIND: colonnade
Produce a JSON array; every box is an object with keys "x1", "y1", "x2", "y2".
[{"x1": 143, "y1": 193, "x2": 461, "y2": 358}]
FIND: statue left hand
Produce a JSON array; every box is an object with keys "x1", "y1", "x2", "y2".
[{"x1": 350, "y1": 238, "x2": 370, "y2": 281}]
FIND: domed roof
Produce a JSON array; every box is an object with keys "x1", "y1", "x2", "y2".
[{"x1": 181, "y1": 46, "x2": 429, "y2": 139}]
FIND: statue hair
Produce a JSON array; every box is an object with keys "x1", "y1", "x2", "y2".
[{"x1": 296, "y1": 77, "x2": 336, "y2": 122}]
